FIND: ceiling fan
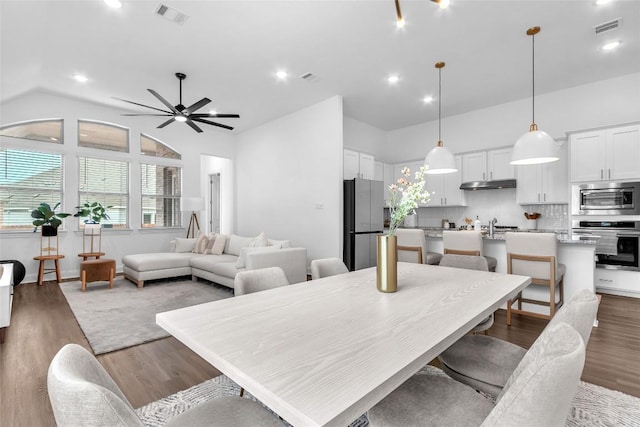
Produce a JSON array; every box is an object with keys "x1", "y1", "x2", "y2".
[{"x1": 114, "y1": 72, "x2": 239, "y2": 133}]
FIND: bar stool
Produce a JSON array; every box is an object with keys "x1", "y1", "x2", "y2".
[
  {"x1": 442, "y1": 230, "x2": 497, "y2": 271},
  {"x1": 395, "y1": 229, "x2": 442, "y2": 265},
  {"x1": 33, "y1": 255, "x2": 65, "y2": 285},
  {"x1": 505, "y1": 232, "x2": 565, "y2": 325}
]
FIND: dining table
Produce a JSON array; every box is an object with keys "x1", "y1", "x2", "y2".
[{"x1": 156, "y1": 262, "x2": 531, "y2": 426}]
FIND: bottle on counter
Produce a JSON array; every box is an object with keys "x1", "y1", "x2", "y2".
[{"x1": 474, "y1": 215, "x2": 481, "y2": 231}]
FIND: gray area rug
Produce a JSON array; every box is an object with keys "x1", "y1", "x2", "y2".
[
  {"x1": 136, "y1": 365, "x2": 640, "y2": 427},
  {"x1": 60, "y1": 277, "x2": 232, "y2": 355}
]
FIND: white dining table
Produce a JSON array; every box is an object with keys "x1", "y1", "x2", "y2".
[{"x1": 156, "y1": 262, "x2": 530, "y2": 427}]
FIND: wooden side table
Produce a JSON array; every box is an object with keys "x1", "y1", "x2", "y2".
[
  {"x1": 77, "y1": 252, "x2": 106, "y2": 261},
  {"x1": 33, "y1": 255, "x2": 65, "y2": 286},
  {"x1": 80, "y1": 259, "x2": 115, "y2": 291}
]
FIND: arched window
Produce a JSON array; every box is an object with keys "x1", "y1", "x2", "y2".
[
  {"x1": 0, "y1": 119, "x2": 63, "y2": 143},
  {"x1": 140, "y1": 133, "x2": 181, "y2": 159},
  {"x1": 78, "y1": 120, "x2": 129, "y2": 152}
]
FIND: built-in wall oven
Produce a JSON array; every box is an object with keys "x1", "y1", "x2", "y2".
[
  {"x1": 572, "y1": 220, "x2": 640, "y2": 271},
  {"x1": 572, "y1": 182, "x2": 640, "y2": 215}
]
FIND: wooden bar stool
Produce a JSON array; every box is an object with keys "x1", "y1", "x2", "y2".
[
  {"x1": 395, "y1": 229, "x2": 442, "y2": 265},
  {"x1": 80, "y1": 259, "x2": 115, "y2": 291},
  {"x1": 33, "y1": 255, "x2": 65, "y2": 285},
  {"x1": 442, "y1": 230, "x2": 497, "y2": 271}
]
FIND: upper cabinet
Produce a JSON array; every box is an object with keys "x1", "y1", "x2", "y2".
[
  {"x1": 516, "y1": 143, "x2": 568, "y2": 204},
  {"x1": 570, "y1": 124, "x2": 640, "y2": 182},
  {"x1": 344, "y1": 149, "x2": 375, "y2": 180},
  {"x1": 462, "y1": 148, "x2": 514, "y2": 182},
  {"x1": 425, "y1": 156, "x2": 466, "y2": 207}
]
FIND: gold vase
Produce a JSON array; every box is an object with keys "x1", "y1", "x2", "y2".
[{"x1": 376, "y1": 234, "x2": 398, "y2": 293}]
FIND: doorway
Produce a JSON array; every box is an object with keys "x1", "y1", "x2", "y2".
[{"x1": 209, "y1": 173, "x2": 221, "y2": 233}]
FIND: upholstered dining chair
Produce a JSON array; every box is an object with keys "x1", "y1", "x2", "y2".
[
  {"x1": 437, "y1": 289, "x2": 599, "y2": 398},
  {"x1": 442, "y1": 230, "x2": 497, "y2": 271},
  {"x1": 394, "y1": 228, "x2": 442, "y2": 265},
  {"x1": 438, "y1": 254, "x2": 493, "y2": 334},
  {"x1": 47, "y1": 343, "x2": 284, "y2": 427},
  {"x1": 505, "y1": 232, "x2": 565, "y2": 325},
  {"x1": 368, "y1": 322, "x2": 585, "y2": 427},
  {"x1": 234, "y1": 266, "x2": 290, "y2": 296},
  {"x1": 310, "y1": 257, "x2": 349, "y2": 280}
]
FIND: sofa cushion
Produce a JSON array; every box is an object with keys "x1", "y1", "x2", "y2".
[
  {"x1": 225, "y1": 234, "x2": 254, "y2": 256},
  {"x1": 189, "y1": 254, "x2": 238, "y2": 271},
  {"x1": 249, "y1": 232, "x2": 269, "y2": 248},
  {"x1": 122, "y1": 253, "x2": 194, "y2": 271},
  {"x1": 268, "y1": 239, "x2": 290, "y2": 248},
  {"x1": 235, "y1": 246, "x2": 280, "y2": 268},
  {"x1": 192, "y1": 232, "x2": 210, "y2": 254},
  {"x1": 174, "y1": 238, "x2": 196, "y2": 253},
  {"x1": 209, "y1": 234, "x2": 227, "y2": 255},
  {"x1": 210, "y1": 261, "x2": 244, "y2": 279}
]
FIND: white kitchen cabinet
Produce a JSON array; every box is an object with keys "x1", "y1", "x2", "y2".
[
  {"x1": 393, "y1": 161, "x2": 427, "y2": 205},
  {"x1": 383, "y1": 163, "x2": 394, "y2": 204},
  {"x1": 425, "y1": 156, "x2": 465, "y2": 207},
  {"x1": 517, "y1": 143, "x2": 568, "y2": 204},
  {"x1": 462, "y1": 148, "x2": 514, "y2": 182},
  {"x1": 344, "y1": 149, "x2": 375, "y2": 179},
  {"x1": 374, "y1": 161, "x2": 384, "y2": 181},
  {"x1": 594, "y1": 268, "x2": 640, "y2": 298},
  {"x1": 570, "y1": 124, "x2": 640, "y2": 182}
]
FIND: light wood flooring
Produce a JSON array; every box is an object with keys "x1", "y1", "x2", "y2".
[{"x1": 1, "y1": 278, "x2": 639, "y2": 426}]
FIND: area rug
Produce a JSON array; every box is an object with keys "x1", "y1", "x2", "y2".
[
  {"x1": 136, "y1": 365, "x2": 640, "y2": 427},
  {"x1": 60, "y1": 277, "x2": 232, "y2": 355}
]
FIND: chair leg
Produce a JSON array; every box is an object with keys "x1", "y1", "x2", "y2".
[
  {"x1": 506, "y1": 299, "x2": 512, "y2": 326},
  {"x1": 240, "y1": 387, "x2": 245, "y2": 397}
]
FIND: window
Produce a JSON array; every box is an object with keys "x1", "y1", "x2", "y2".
[
  {"x1": 78, "y1": 157, "x2": 129, "y2": 228},
  {"x1": 0, "y1": 149, "x2": 64, "y2": 231},
  {"x1": 141, "y1": 164, "x2": 181, "y2": 228},
  {"x1": 78, "y1": 120, "x2": 129, "y2": 152},
  {"x1": 141, "y1": 134, "x2": 181, "y2": 159},
  {"x1": 0, "y1": 119, "x2": 63, "y2": 143}
]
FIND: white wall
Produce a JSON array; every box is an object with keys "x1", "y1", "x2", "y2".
[
  {"x1": 382, "y1": 72, "x2": 640, "y2": 162},
  {"x1": 0, "y1": 90, "x2": 236, "y2": 282},
  {"x1": 343, "y1": 116, "x2": 386, "y2": 155},
  {"x1": 236, "y1": 96, "x2": 344, "y2": 265}
]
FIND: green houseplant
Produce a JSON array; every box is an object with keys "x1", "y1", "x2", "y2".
[
  {"x1": 74, "y1": 201, "x2": 112, "y2": 224},
  {"x1": 31, "y1": 202, "x2": 71, "y2": 236}
]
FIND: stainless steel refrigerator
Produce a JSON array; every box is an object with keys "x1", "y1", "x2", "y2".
[{"x1": 343, "y1": 178, "x2": 384, "y2": 271}]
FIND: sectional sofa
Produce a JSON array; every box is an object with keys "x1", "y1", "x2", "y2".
[{"x1": 122, "y1": 233, "x2": 307, "y2": 289}]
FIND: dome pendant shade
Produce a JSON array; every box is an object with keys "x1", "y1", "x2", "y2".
[
  {"x1": 511, "y1": 124, "x2": 559, "y2": 165},
  {"x1": 425, "y1": 141, "x2": 458, "y2": 174}
]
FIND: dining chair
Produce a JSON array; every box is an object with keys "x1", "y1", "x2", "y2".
[
  {"x1": 438, "y1": 254, "x2": 493, "y2": 334},
  {"x1": 505, "y1": 232, "x2": 565, "y2": 325},
  {"x1": 368, "y1": 322, "x2": 585, "y2": 427},
  {"x1": 234, "y1": 266, "x2": 290, "y2": 296},
  {"x1": 47, "y1": 343, "x2": 284, "y2": 427},
  {"x1": 310, "y1": 257, "x2": 349, "y2": 280},
  {"x1": 442, "y1": 230, "x2": 497, "y2": 271},
  {"x1": 394, "y1": 228, "x2": 442, "y2": 265},
  {"x1": 437, "y1": 289, "x2": 598, "y2": 398}
]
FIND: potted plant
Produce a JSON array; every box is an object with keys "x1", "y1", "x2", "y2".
[
  {"x1": 31, "y1": 202, "x2": 71, "y2": 236},
  {"x1": 74, "y1": 201, "x2": 112, "y2": 225}
]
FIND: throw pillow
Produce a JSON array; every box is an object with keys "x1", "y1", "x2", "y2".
[
  {"x1": 204, "y1": 233, "x2": 217, "y2": 254},
  {"x1": 249, "y1": 232, "x2": 269, "y2": 248},
  {"x1": 192, "y1": 231, "x2": 209, "y2": 254},
  {"x1": 210, "y1": 234, "x2": 227, "y2": 255},
  {"x1": 225, "y1": 234, "x2": 254, "y2": 256},
  {"x1": 175, "y1": 238, "x2": 196, "y2": 253},
  {"x1": 235, "y1": 246, "x2": 280, "y2": 269}
]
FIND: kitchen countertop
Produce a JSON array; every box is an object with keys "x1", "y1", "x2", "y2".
[{"x1": 398, "y1": 227, "x2": 597, "y2": 245}]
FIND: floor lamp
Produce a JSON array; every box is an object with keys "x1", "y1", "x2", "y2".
[{"x1": 181, "y1": 197, "x2": 205, "y2": 238}]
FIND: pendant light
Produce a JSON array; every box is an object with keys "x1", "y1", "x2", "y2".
[
  {"x1": 511, "y1": 26, "x2": 559, "y2": 165},
  {"x1": 425, "y1": 62, "x2": 457, "y2": 175}
]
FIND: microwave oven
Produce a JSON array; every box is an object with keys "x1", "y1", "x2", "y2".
[{"x1": 572, "y1": 182, "x2": 640, "y2": 216}]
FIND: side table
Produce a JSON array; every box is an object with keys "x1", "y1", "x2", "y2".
[
  {"x1": 33, "y1": 255, "x2": 65, "y2": 286},
  {"x1": 80, "y1": 259, "x2": 115, "y2": 291}
]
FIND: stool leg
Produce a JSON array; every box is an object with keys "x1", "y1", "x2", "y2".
[
  {"x1": 109, "y1": 267, "x2": 114, "y2": 289},
  {"x1": 82, "y1": 270, "x2": 87, "y2": 292},
  {"x1": 54, "y1": 259, "x2": 62, "y2": 283},
  {"x1": 38, "y1": 261, "x2": 45, "y2": 286}
]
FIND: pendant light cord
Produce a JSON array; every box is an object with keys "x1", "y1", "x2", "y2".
[
  {"x1": 438, "y1": 66, "x2": 442, "y2": 142},
  {"x1": 531, "y1": 32, "x2": 535, "y2": 125}
]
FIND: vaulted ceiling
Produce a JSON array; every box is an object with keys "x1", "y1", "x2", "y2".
[{"x1": 1, "y1": 0, "x2": 639, "y2": 133}]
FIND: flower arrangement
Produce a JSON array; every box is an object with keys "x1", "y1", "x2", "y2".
[{"x1": 387, "y1": 166, "x2": 430, "y2": 236}]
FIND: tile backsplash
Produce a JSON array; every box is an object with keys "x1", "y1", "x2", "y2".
[{"x1": 413, "y1": 188, "x2": 568, "y2": 230}]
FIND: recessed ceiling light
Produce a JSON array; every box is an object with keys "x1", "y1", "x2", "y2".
[
  {"x1": 73, "y1": 74, "x2": 88, "y2": 83},
  {"x1": 436, "y1": 0, "x2": 450, "y2": 9},
  {"x1": 387, "y1": 74, "x2": 400, "y2": 85},
  {"x1": 602, "y1": 40, "x2": 622, "y2": 51},
  {"x1": 422, "y1": 95, "x2": 435, "y2": 104},
  {"x1": 396, "y1": 18, "x2": 405, "y2": 29},
  {"x1": 104, "y1": 0, "x2": 122, "y2": 9},
  {"x1": 276, "y1": 70, "x2": 288, "y2": 80},
  {"x1": 596, "y1": 0, "x2": 612, "y2": 5}
]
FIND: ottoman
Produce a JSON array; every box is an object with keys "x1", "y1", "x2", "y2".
[{"x1": 80, "y1": 258, "x2": 115, "y2": 291}]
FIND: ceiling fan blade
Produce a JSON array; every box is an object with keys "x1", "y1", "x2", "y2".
[
  {"x1": 190, "y1": 113, "x2": 240, "y2": 119},
  {"x1": 113, "y1": 96, "x2": 172, "y2": 114},
  {"x1": 185, "y1": 119, "x2": 204, "y2": 133},
  {"x1": 157, "y1": 118, "x2": 176, "y2": 129},
  {"x1": 148, "y1": 89, "x2": 180, "y2": 113},
  {"x1": 121, "y1": 113, "x2": 174, "y2": 116},
  {"x1": 191, "y1": 117, "x2": 234, "y2": 131},
  {"x1": 185, "y1": 97, "x2": 211, "y2": 114}
]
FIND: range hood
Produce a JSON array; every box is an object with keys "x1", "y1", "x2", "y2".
[{"x1": 459, "y1": 179, "x2": 517, "y2": 191}]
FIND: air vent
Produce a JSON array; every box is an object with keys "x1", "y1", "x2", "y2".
[
  {"x1": 594, "y1": 18, "x2": 622, "y2": 35},
  {"x1": 154, "y1": 3, "x2": 189, "y2": 25},
  {"x1": 300, "y1": 72, "x2": 320, "y2": 83}
]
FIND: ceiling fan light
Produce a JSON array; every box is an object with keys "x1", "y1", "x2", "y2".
[
  {"x1": 175, "y1": 116, "x2": 187, "y2": 122},
  {"x1": 510, "y1": 129, "x2": 559, "y2": 165},
  {"x1": 425, "y1": 143, "x2": 458, "y2": 174}
]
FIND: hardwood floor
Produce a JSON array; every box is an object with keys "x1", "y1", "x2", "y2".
[{"x1": 1, "y1": 279, "x2": 639, "y2": 426}]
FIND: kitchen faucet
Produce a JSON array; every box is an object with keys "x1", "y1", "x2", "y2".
[{"x1": 489, "y1": 217, "x2": 498, "y2": 237}]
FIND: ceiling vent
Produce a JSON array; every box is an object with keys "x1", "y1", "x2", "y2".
[
  {"x1": 154, "y1": 3, "x2": 189, "y2": 25},
  {"x1": 594, "y1": 18, "x2": 622, "y2": 35},
  {"x1": 300, "y1": 72, "x2": 320, "y2": 83}
]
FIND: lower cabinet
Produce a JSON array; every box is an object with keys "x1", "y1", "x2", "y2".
[{"x1": 594, "y1": 268, "x2": 640, "y2": 298}]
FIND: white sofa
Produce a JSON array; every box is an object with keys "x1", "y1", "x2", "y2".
[{"x1": 122, "y1": 234, "x2": 307, "y2": 289}]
